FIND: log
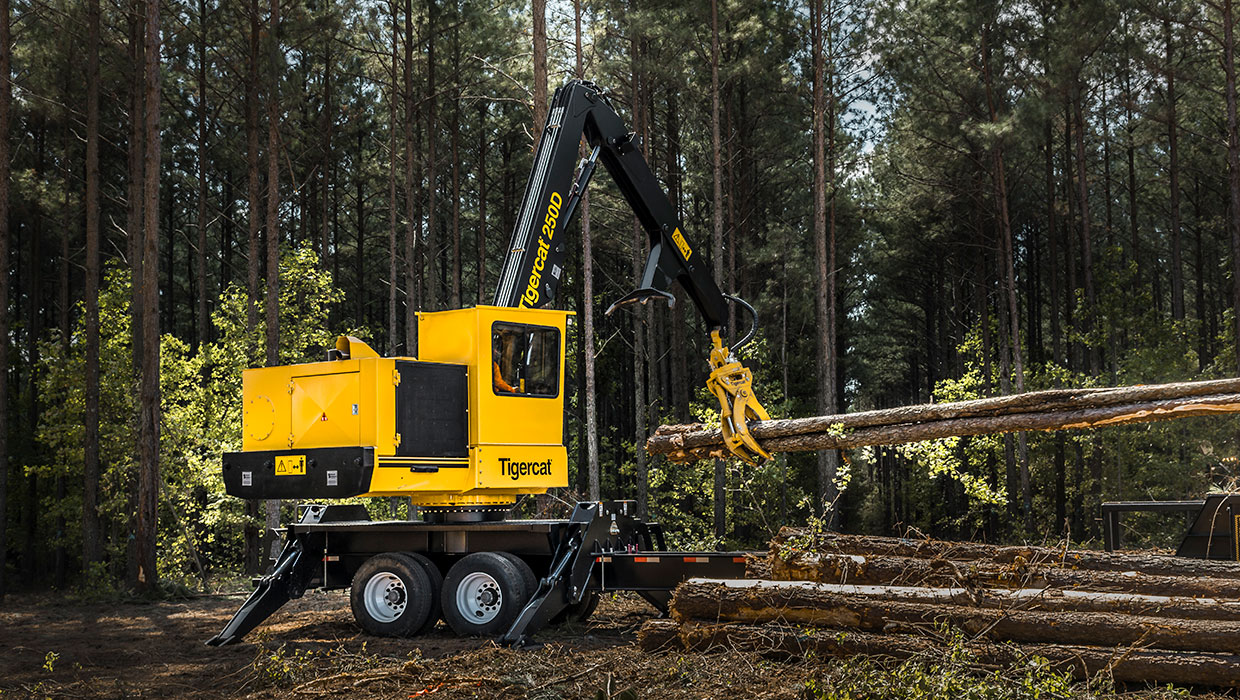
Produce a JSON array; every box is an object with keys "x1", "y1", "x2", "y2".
[
  {"x1": 769, "y1": 550, "x2": 1240, "y2": 598},
  {"x1": 668, "y1": 579, "x2": 1240, "y2": 653},
  {"x1": 639, "y1": 619, "x2": 1240, "y2": 688},
  {"x1": 652, "y1": 377, "x2": 1240, "y2": 446},
  {"x1": 675, "y1": 577, "x2": 1240, "y2": 622},
  {"x1": 768, "y1": 528, "x2": 1240, "y2": 581},
  {"x1": 649, "y1": 392, "x2": 1240, "y2": 461}
]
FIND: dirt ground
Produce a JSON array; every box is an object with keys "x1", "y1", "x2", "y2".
[{"x1": 0, "y1": 591, "x2": 820, "y2": 699}]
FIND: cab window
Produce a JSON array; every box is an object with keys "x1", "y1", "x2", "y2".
[{"x1": 491, "y1": 322, "x2": 560, "y2": 398}]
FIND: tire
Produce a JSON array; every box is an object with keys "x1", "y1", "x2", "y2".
[
  {"x1": 441, "y1": 552, "x2": 535, "y2": 636},
  {"x1": 551, "y1": 591, "x2": 599, "y2": 625},
  {"x1": 405, "y1": 552, "x2": 444, "y2": 635},
  {"x1": 349, "y1": 552, "x2": 434, "y2": 637},
  {"x1": 494, "y1": 552, "x2": 539, "y2": 598}
]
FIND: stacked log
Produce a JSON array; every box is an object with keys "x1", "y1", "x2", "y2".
[
  {"x1": 647, "y1": 377, "x2": 1240, "y2": 462},
  {"x1": 640, "y1": 529, "x2": 1240, "y2": 687}
]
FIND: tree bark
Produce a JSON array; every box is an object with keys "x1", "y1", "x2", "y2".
[
  {"x1": 652, "y1": 392, "x2": 1240, "y2": 461},
  {"x1": 477, "y1": 103, "x2": 488, "y2": 305},
  {"x1": 388, "y1": 0, "x2": 399, "y2": 354},
  {"x1": 677, "y1": 578, "x2": 1240, "y2": 622},
  {"x1": 263, "y1": 0, "x2": 283, "y2": 561},
  {"x1": 0, "y1": 0, "x2": 9, "y2": 599},
  {"x1": 651, "y1": 377, "x2": 1240, "y2": 454},
  {"x1": 710, "y1": 0, "x2": 726, "y2": 535},
  {"x1": 403, "y1": 0, "x2": 418, "y2": 353},
  {"x1": 135, "y1": 0, "x2": 162, "y2": 592},
  {"x1": 812, "y1": 0, "x2": 841, "y2": 526},
  {"x1": 768, "y1": 549, "x2": 1240, "y2": 599},
  {"x1": 1224, "y1": 0, "x2": 1240, "y2": 375},
  {"x1": 575, "y1": 0, "x2": 600, "y2": 501},
  {"x1": 195, "y1": 0, "x2": 209, "y2": 349},
  {"x1": 532, "y1": 0, "x2": 547, "y2": 139},
  {"x1": 639, "y1": 619, "x2": 1240, "y2": 688},
  {"x1": 769, "y1": 529, "x2": 1240, "y2": 580},
  {"x1": 1166, "y1": 18, "x2": 1185, "y2": 322},
  {"x1": 424, "y1": 3, "x2": 438, "y2": 311},
  {"x1": 82, "y1": 0, "x2": 103, "y2": 572},
  {"x1": 631, "y1": 26, "x2": 648, "y2": 520}
]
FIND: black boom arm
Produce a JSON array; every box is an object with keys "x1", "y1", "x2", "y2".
[
  {"x1": 494, "y1": 80, "x2": 770, "y2": 463},
  {"x1": 493, "y1": 80, "x2": 730, "y2": 333}
]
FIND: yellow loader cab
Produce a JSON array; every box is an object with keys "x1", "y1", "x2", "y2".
[{"x1": 222, "y1": 306, "x2": 571, "y2": 520}]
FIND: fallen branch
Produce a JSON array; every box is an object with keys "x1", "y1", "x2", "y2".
[{"x1": 649, "y1": 391, "x2": 1240, "y2": 461}]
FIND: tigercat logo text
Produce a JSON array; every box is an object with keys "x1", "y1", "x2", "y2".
[
  {"x1": 499, "y1": 457, "x2": 554, "y2": 480},
  {"x1": 521, "y1": 192, "x2": 563, "y2": 306}
]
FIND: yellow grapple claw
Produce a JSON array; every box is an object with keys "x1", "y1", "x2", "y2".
[{"x1": 705, "y1": 331, "x2": 770, "y2": 464}]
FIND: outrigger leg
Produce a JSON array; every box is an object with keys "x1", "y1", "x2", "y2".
[{"x1": 205, "y1": 533, "x2": 324, "y2": 646}]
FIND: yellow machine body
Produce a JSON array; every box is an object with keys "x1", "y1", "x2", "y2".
[{"x1": 232, "y1": 306, "x2": 571, "y2": 508}]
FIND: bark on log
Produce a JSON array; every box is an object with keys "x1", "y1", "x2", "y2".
[
  {"x1": 639, "y1": 619, "x2": 1240, "y2": 688},
  {"x1": 648, "y1": 390, "x2": 1240, "y2": 462},
  {"x1": 676, "y1": 577, "x2": 1240, "y2": 622},
  {"x1": 668, "y1": 579, "x2": 1240, "y2": 653},
  {"x1": 768, "y1": 528, "x2": 1240, "y2": 580},
  {"x1": 769, "y1": 550, "x2": 1240, "y2": 598}
]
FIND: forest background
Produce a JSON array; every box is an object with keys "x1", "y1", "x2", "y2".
[{"x1": 2, "y1": 0, "x2": 1239, "y2": 594}]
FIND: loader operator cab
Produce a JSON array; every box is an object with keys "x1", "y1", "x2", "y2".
[{"x1": 223, "y1": 306, "x2": 570, "y2": 522}]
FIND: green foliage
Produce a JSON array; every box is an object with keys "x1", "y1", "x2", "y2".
[
  {"x1": 800, "y1": 627, "x2": 1170, "y2": 700},
  {"x1": 34, "y1": 245, "x2": 345, "y2": 590}
]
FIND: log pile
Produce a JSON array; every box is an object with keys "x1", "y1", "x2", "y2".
[
  {"x1": 648, "y1": 377, "x2": 1240, "y2": 462},
  {"x1": 639, "y1": 529, "x2": 1240, "y2": 688}
]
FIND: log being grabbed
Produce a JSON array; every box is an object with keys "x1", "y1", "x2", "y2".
[{"x1": 647, "y1": 377, "x2": 1240, "y2": 462}]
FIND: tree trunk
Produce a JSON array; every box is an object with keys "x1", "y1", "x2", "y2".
[
  {"x1": 768, "y1": 549, "x2": 1240, "y2": 599},
  {"x1": 1166, "y1": 19, "x2": 1185, "y2": 322},
  {"x1": 388, "y1": 0, "x2": 398, "y2": 354},
  {"x1": 1225, "y1": 0, "x2": 1240, "y2": 375},
  {"x1": 477, "y1": 103, "x2": 488, "y2": 305},
  {"x1": 240, "y1": 0, "x2": 266, "y2": 572},
  {"x1": 812, "y1": 0, "x2": 840, "y2": 526},
  {"x1": 639, "y1": 619, "x2": 1240, "y2": 688},
  {"x1": 135, "y1": 0, "x2": 162, "y2": 592},
  {"x1": 532, "y1": 0, "x2": 547, "y2": 139},
  {"x1": 680, "y1": 578, "x2": 1240, "y2": 622},
  {"x1": 575, "y1": 0, "x2": 600, "y2": 501},
  {"x1": 424, "y1": 3, "x2": 438, "y2": 311},
  {"x1": 0, "y1": 0, "x2": 9, "y2": 599},
  {"x1": 650, "y1": 391, "x2": 1240, "y2": 461},
  {"x1": 82, "y1": 0, "x2": 103, "y2": 573},
  {"x1": 263, "y1": 0, "x2": 282, "y2": 561},
  {"x1": 195, "y1": 0, "x2": 209, "y2": 349},
  {"x1": 669, "y1": 579, "x2": 1240, "y2": 653},
  {"x1": 770, "y1": 529, "x2": 1240, "y2": 579},
  {"x1": 631, "y1": 26, "x2": 648, "y2": 520},
  {"x1": 709, "y1": 0, "x2": 727, "y2": 535},
  {"x1": 403, "y1": 0, "x2": 418, "y2": 354},
  {"x1": 450, "y1": 29, "x2": 461, "y2": 308}
]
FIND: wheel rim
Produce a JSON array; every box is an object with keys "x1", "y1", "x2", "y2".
[
  {"x1": 363, "y1": 571, "x2": 407, "y2": 624},
  {"x1": 456, "y1": 571, "x2": 503, "y2": 624}
]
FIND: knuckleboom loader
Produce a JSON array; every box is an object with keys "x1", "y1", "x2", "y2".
[{"x1": 208, "y1": 81, "x2": 770, "y2": 647}]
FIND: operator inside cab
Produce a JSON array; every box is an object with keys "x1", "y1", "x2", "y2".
[
  {"x1": 491, "y1": 323, "x2": 560, "y2": 397},
  {"x1": 492, "y1": 347, "x2": 516, "y2": 393}
]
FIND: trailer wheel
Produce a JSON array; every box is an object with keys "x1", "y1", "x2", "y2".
[
  {"x1": 441, "y1": 552, "x2": 534, "y2": 636},
  {"x1": 350, "y1": 552, "x2": 434, "y2": 637},
  {"x1": 404, "y1": 552, "x2": 443, "y2": 635}
]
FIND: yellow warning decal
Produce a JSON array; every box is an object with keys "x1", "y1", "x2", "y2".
[
  {"x1": 276, "y1": 455, "x2": 306, "y2": 476},
  {"x1": 672, "y1": 228, "x2": 692, "y2": 260}
]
